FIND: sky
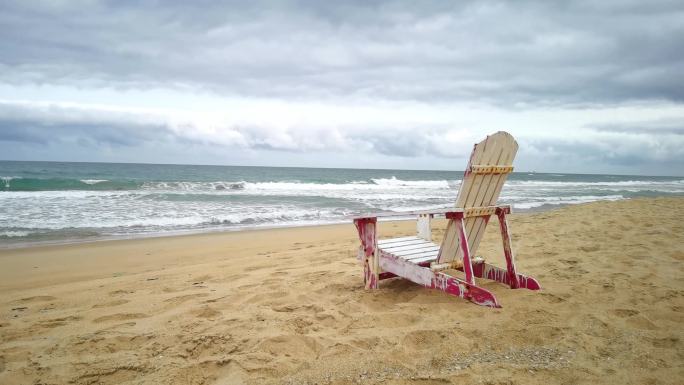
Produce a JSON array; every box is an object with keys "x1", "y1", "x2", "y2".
[{"x1": 1, "y1": 1, "x2": 683, "y2": 176}]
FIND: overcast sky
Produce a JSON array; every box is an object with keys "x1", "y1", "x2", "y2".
[{"x1": 1, "y1": 0, "x2": 683, "y2": 175}]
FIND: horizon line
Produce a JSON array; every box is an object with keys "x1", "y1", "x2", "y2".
[{"x1": 0, "y1": 159, "x2": 681, "y2": 178}]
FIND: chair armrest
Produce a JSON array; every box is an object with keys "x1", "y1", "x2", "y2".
[
  {"x1": 353, "y1": 208, "x2": 464, "y2": 222},
  {"x1": 353, "y1": 205, "x2": 511, "y2": 221}
]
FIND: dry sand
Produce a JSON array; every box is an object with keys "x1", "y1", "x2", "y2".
[{"x1": 0, "y1": 197, "x2": 682, "y2": 384}]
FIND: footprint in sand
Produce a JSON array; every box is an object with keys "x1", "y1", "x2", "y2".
[
  {"x1": 188, "y1": 275, "x2": 212, "y2": 283},
  {"x1": 539, "y1": 292, "x2": 567, "y2": 303},
  {"x1": 626, "y1": 314, "x2": 658, "y2": 330},
  {"x1": 192, "y1": 306, "x2": 221, "y2": 319},
  {"x1": 402, "y1": 330, "x2": 445, "y2": 350},
  {"x1": 73, "y1": 365, "x2": 146, "y2": 384},
  {"x1": 97, "y1": 321, "x2": 137, "y2": 331},
  {"x1": 244, "y1": 265, "x2": 270, "y2": 272},
  {"x1": 164, "y1": 293, "x2": 209, "y2": 307},
  {"x1": 611, "y1": 308, "x2": 640, "y2": 318},
  {"x1": 650, "y1": 336, "x2": 680, "y2": 348},
  {"x1": 108, "y1": 290, "x2": 134, "y2": 297},
  {"x1": 579, "y1": 244, "x2": 601, "y2": 252},
  {"x1": 93, "y1": 313, "x2": 148, "y2": 323},
  {"x1": 29, "y1": 316, "x2": 82, "y2": 332},
  {"x1": 257, "y1": 335, "x2": 322, "y2": 359},
  {"x1": 18, "y1": 295, "x2": 56, "y2": 303},
  {"x1": 92, "y1": 299, "x2": 130, "y2": 308},
  {"x1": 271, "y1": 304, "x2": 299, "y2": 313}
]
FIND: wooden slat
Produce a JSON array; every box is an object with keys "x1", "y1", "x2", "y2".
[
  {"x1": 465, "y1": 133, "x2": 514, "y2": 259},
  {"x1": 464, "y1": 134, "x2": 505, "y2": 255},
  {"x1": 354, "y1": 208, "x2": 463, "y2": 220},
  {"x1": 390, "y1": 246, "x2": 440, "y2": 257},
  {"x1": 438, "y1": 132, "x2": 517, "y2": 263},
  {"x1": 382, "y1": 242, "x2": 435, "y2": 253},
  {"x1": 404, "y1": 249, "x2": 439, "y2": 261},
  {"x1": 439, "y1": 133, "x2": 499, "y2": 262},
  {"x1": 378, "y1": 236, "x2": 421, "y2": 245},
  {"x1": 377, "y1": 239, "x2": 425, "y2": 248},
  {"x1": 407, "y1": 254, "x2": 439, "y2": 264},
  {"x1": 437, "y1": 136, "x2": 488, "y2": 263},
  {"x1": 466, "y1": 135, "x2": 517, "y2": 261}
]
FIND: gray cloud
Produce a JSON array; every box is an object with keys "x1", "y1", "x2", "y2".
[
  {"x1": 1, "y1": 1, "x2": 683, "y2": 105},
  {"x1": 521, "y1": 124, "x2": 684, "y2": 170},
  {"x1": 0, "y1": 103, "x2": 176, "y2": 149},
  {"x1": 591, "y1": 118, "x2": 684, "y2": 135},
  {"x1": 3, "y1": 102, "x2": 683, "y2": 176},
  {"x1": 0, "y1": 102, "x2": 454, "y2": 157}
]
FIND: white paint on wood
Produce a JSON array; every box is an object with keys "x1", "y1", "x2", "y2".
[
  {"x1": 378, "y1": 236, "x2": 421, "y2": 245},
  {"x1": 408, "y1": 254, "x2": 439, "y2": 264},
  {"x1": 438, "y1": 132, "x2": 517, "y2": 263},
  {"x1": 391, "y1": 246, "x2": 440, "y2": 256},
  {"x1": 401, "y1": 249, "x2": 439, "y2": 260},
  {"x1": 466, "y1": 136, "x2": 517, "y2": 261},
  {"x1": 378, "y1": 239, "x2": 426, "y2": 248},
  {"x1": 379, "y1": 254, "x2": 434, "y2": 286},
  {"x1": 382, "y1": 242, "x2": 436, "y2": 252},
  {"x1": 417, "y1": 214, "x2": 432, "y2": 241}
]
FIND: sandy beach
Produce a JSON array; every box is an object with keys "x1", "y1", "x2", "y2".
[{"x1": 0, "y1": 197, "x2": 682, "y2": 384}]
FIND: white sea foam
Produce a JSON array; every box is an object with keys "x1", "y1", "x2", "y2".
[
  {"x1": 512, "y1": 195, "x2": 624, "y2": 209},
  {"x1": 371, "y1": 176, "x2": 453, "y2": 189},
  {"x1": 138, "y1": 178, "x2": 458, "y2": 193},
  {"x1": 80, "y1": 179, "x2": 109, "y2": 185},
  {"x1": 1, "y1": 176, "x2": 19, "y2": 189},
  {"x1": 0, "y1": 230, "x2": 31, "y2": 237},
  {"x1": 2, "y1": 170, "x2": 683, "y2": 245},
  {"x1": 384, "y1": 204, "x2": 453, "y2": 212},
  {"x1": 507, "y1": 179, "x2": 684, "y2": 187}
]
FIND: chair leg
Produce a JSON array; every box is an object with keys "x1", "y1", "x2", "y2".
[
  {"x1": 472, "y1": 260, "x2": 541, "y2": 290},
  {"x1": 364, "y1": 253, "x2": 380, "y2": 290},
  {"x1": 496, "y1": 208, "x2": 520, "y2": 289},
  {"x1": 455, "y1": 217, "x2": 475, "y2": 285},
  {"x1": 354, "y1": 217, "x2": 380, "y2": 290}
]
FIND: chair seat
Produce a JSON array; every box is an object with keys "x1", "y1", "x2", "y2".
[{"x1": 378, "y1": 236, "x2": 439, "y2": 264}]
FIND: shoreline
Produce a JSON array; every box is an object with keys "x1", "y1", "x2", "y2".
[
  {"x1": 0, "y1": 200, "x2": 604, "y2": 250},
  {"x1": 1, "y1": 197, "x2": 682, "y2": 384}
]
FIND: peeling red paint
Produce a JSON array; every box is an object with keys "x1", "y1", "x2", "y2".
[{"x1": 353, "y1": 205, "x2": 540, "y2": 308}]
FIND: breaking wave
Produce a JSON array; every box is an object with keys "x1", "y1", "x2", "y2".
[{"x1": 2, "y1": 163, "x2": 683, "y2": 247}]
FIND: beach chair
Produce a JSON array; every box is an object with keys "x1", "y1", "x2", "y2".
[{"x1": 353, "y1": 131, "x2": 540, "y2": 308}]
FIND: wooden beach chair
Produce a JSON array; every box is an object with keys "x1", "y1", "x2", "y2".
[{"x1": 353, "y1": 131, "x2": 540, "y2": 308}]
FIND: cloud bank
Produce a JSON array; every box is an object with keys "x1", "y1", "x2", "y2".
[{"x1": 1, "y1": 1, "x2": 683, "y2": 174}]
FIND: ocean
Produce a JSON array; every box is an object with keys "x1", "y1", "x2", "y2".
[{"x1": 1, "y1": 161, "x2": 683, "y2": 247}]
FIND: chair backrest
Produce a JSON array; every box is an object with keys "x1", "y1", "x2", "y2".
[{"x1": 437, "y1": 131, "x2": 518, "y2": 263}]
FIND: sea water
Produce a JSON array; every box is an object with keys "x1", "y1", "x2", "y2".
[{"x1": 1, "y1": 161, "x2": 683, "y2": 247}]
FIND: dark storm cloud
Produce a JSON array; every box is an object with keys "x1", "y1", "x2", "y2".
[{"x1": 1, "y1": 0, "x2": 683, "y2": 105}]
